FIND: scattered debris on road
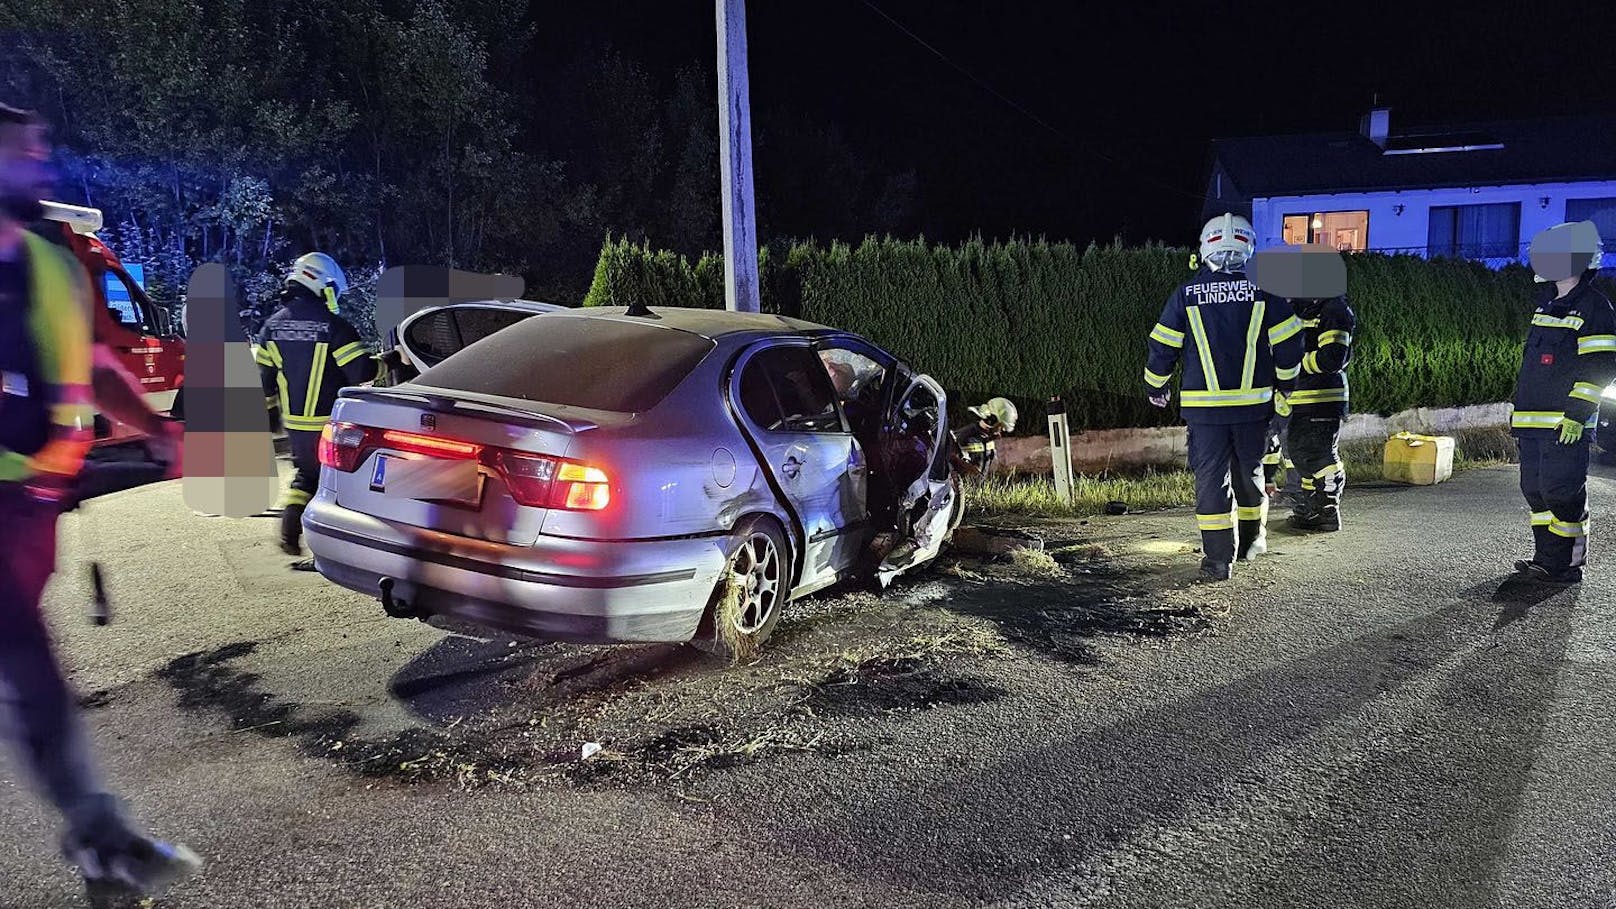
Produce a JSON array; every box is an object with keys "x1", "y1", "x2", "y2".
[
  {"x1": 950, "y1": 525, "x2": 1045, "y2": 559},
  {"x1": 151, "y1": 524, "x2": 1220, "y2": 795}
]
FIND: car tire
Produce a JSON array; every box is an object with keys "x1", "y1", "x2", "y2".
[
  {"x1": 692, "y1": 515, "x2": 791, "y2": 665},
  {"x1": 170, "y1": 384, "x2": 185, "y2": 421}
]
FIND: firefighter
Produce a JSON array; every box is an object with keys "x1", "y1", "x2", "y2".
[
  {"x1": 1145, "y1": 214, "x2": 1304, "y2": 581},
  {"x1": 254, "y1": 253, "x2": 383, "y2": 566},
  {"x1": 1246, "y1": 244, "x2": 1357, "y2": 531},
  {"x1": 1282, "y1": 295, "x2": 1354, "y2": 530},
  {"x1": 953, "y1": 397, "x2": 1017, "y2": 476},
  {"x1": 0, "y1": 101, "x2": 199, "y2": 898},
  {"x1": 1511, "y1": 220, "x2": 1614, "y2": 585}
]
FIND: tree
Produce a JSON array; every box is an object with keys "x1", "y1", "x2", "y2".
[
  {"x1": 0, "y1": 2, "x2": 921, "y2": 312},
  {"x1": 661, "y1": 66, "x2": 720, "y2": 257}
]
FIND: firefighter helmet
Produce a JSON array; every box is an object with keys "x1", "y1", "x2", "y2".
[
  {"x1": 1199, "y1": 213, "x2": 1256, "y2": 273},
  {"x1": 1529, "y1": 220, "x2": 1603, "y2": 283},
  {"x1": 969, "y1": 397, "x2": 1018, "y2": 433},
  {"x1": 285, "y1": 252, "x2": 349, "y2": 312}
]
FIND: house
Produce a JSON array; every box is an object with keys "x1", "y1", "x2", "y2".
[{"x1": 1205, "y1": 110, "x2": 1616, "y2": 267}]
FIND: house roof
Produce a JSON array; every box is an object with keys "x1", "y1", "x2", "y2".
[{"x1": 1212, "y1": 115, "x2": 1616, "y2": 199}]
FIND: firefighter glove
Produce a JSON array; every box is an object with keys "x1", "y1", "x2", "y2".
[{"x1": 1557, "y1": 417, "x2": 1585, "y2": 445}]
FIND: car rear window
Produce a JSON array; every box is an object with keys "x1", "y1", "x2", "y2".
[{"x1": 415, "y1": 315, "x2": 715, "y2": 413}]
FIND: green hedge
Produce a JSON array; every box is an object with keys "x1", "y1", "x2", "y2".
[{"x1": 585, "y1": 236, "x2": 1540, "y2": 430}]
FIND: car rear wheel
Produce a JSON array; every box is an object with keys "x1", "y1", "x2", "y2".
[{"x1": 693, "y1": 516, "x2": 790, "y2": 665}]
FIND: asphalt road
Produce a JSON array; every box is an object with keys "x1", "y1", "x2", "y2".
[{"x1": 3, "y1": 463, "x2": 1615, "y2": 909}]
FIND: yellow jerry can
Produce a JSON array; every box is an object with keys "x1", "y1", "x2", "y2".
[{"x1": 1382, "y1": 432, "x2": 1455, "y2": 485}]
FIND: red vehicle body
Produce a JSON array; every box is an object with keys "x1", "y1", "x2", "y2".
[{"x1": 39, "y1": 203, "x2": 185, "y2": 445}]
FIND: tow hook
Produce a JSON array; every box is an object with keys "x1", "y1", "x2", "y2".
[{"x1": 379, "y1": 577, "x2": 421, "y2": 620}]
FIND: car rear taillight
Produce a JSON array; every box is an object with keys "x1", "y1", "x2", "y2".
[
  {"x1": 493, "y1": 450, "x2": 558, "y2": 507},
  {"x1": 555, "y1": 463, "x2": 611, "y2": 511},
  {"x1": 318, "y1": 421, "x2": 370, "y2": 472},
  {"x1": 491, "y1": 452, "x2": 611, "y2": 511}
]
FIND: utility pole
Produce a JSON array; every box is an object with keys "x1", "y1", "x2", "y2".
[{"x1": 716, "y1": 0, "x2": 760, "y2": 312}]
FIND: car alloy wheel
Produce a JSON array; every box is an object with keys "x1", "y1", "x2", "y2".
[{"x1": 729, "y1": 531, "x2": 783, "y2": 634}]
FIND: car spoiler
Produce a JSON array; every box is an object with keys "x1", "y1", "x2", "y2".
[{"x1": 338, "y1": 386, "x2": 600, "y2": 434}]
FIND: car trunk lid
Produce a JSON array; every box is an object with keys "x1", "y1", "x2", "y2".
[{"x1": 323, "y1": 387, "x2": 623, "y2": 545}]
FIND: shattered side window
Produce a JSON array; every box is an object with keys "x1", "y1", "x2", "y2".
[
  {"x1": 897, "y1": 383, "x2": 940, "y2": 437},
  {"x1": 820, "y1": 346, "x2": 888, "y2": 440},
  {"x1": 819, "y1": 349, "x2": 886, "y2": 405}
]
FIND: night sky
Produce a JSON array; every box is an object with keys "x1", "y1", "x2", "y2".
[{"x1": 538, "y1": 0, "x2": 1614, "y2": 247}]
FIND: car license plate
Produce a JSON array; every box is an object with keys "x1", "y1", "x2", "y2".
[{"x1": 371, "y1": 455, "x2": 481, "y2": 505}]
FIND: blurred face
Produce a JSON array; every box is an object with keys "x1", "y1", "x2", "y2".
[{"x1": 0, "y1": 120, "x2": 53, "y2": 220}]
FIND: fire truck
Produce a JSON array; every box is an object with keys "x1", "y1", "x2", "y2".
[{"x1": 38, "y1": 202, "x2": 186, "y2": 445}]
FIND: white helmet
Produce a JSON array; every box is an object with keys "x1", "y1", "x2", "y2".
[
  {"x1": 1530, "y1": 220, "x2": 1604, "y2": 283},
  {"x1": 969, "y1": 397, "x2": 1018, "y2": 433},
  {"x1": 1199, "y1": 213, "x2": 1256, "y2": 273},
  {"x1": 286, "y1": 252, "x2": 349, "y2": 312}
]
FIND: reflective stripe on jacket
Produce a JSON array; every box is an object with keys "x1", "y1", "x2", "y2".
[
  {"x1": 0, "y1": 231, "x2": 94, "y2": 482},
  {"x1": 1144, "y1": 267, "x2": 1304, "y2": 425},
  {"x1": 1287, "y1": 296, "x2": 1355, "y2": 417},
  {"x1": 255, "y1": 290, "x2": 380, "y2": 433},
  {"x1": 1511, "y1": 278, "x2": 1616, "y2": 436}
]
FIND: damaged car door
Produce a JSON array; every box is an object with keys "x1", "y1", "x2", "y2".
[
  {"x1": 875, "y1": 373, "x2": 957, "y2": 584},
  {"x1": 731, "y1": 342, "x2": 869, "y2": 593}
]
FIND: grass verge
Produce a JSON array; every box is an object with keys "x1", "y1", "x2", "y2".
[
  {"x1": 970, "y1": 425, "x2": 1519, "y2": 519},
  {"x1": 967, "y1": 469, "x2": 1195, "y2": 519}
]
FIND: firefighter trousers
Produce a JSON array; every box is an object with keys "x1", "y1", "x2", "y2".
[
  {"x1": 0, "y1": 483, "x2": 139, "y2": 853},
  {"x1": 280, "y1": 428, "x2": 322, "y2": 549},
  {"x1": 1187, "y1": 420, "x2": 1269, "y2": 565},
  {"x1": 1287, "y1": 415, "x2": 1344, "y2": 518},
  {"x1": 1518, "y1": 435, "x2": 1590, "y2": 571}
]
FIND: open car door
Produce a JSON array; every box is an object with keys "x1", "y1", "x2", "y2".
[
  {"x1": 393, "y1": 300, "x2": 565, "y2": 378},
  {"x1": 875, "y1": 373, "x2": 957, "y2": 587}
]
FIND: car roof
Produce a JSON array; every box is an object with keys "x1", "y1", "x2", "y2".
[
  {"x1": 432, "y1": 298, "x2": 567, "y2": 314},
  {"x1": 549, "y1": 306, "x2": 834, "y2": 341}
]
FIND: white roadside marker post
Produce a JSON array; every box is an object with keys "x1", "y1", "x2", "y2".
[{"x1": 1047, "y1": 397, "x2": 1075, "y2": 505}]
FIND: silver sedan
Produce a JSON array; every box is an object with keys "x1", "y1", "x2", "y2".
[{"x1": 304, "y1": 306, "x2": 960, "y2": 658}]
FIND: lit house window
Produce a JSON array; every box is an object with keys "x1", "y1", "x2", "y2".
[{"x1": 1281, "y1": 211, "x2": 1369, "y2": 252}]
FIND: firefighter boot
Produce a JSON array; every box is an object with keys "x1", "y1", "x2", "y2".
[
  {"x1": 1516, "y1": 561, "x2": 1583, "y2": 585},
  {"x1": 1237, "y1": 519, "x2": 1267, "y2": 562},
  {"x1": 70, "y1": 835, "x2": 201, "y2": 901},
  {"x1": 280, "y1": 504, "x2": 306, "y2": 556},
  {"x1": 1288, "y1": 509, "x2": 1340, "y2": 532},
  {"x1": 1197, "y1": 558, "x2": 1234, "y2": 583},
  {"x1": 1288, "y1": 488, "x2": 1341, "y2": 532}
]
